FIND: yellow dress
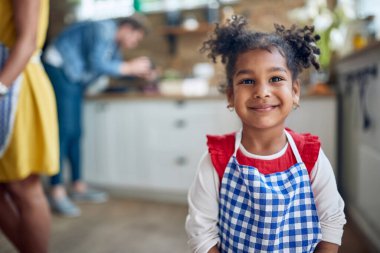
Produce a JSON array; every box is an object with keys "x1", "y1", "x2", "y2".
[{"x1": 0, "y1": 0, "x2": 59, "y2": 181}]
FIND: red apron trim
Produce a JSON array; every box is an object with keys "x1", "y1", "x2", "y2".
[{"x1": 207, "y1": 128, "x2": 321, "y2": 182}]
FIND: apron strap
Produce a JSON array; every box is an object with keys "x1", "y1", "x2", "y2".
[
  {"x1": 233, "y1": 128, "x2": 242, "y2": 156},
  {"x1": 285, "y1": 130, "x2": 303, "y2": 164}
]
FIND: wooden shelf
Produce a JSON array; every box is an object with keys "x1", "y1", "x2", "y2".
[{"x1": 160, "y1": 23, "x2": 214, "y2": 54}]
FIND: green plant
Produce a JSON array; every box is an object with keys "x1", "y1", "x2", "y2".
[{"x1": 288, "y1": 0, "x2": 355, "y2": 69}]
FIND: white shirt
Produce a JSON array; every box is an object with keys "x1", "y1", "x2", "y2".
[{"x1": 185, "y1": 143, "x2": 346, "y2": 253}]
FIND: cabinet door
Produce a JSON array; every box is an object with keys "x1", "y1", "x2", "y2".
[
  {"x1": 136, "y1": 100, "x2": 240, "y2": 192},
  {"x1": 82, "y1": 101, "x2": 141, "y2": 187}
]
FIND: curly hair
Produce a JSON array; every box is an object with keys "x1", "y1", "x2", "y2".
[{"x1": 200, "y1": 15, "x2": 321, "y2": 93}]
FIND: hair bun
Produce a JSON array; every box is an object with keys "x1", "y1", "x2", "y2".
[
  {"x1": 201, "y1": 15, "x2": 248, "y2": 63},
  {"x1": 275, "y1": 24, "x2": 321, "y2": 70}
]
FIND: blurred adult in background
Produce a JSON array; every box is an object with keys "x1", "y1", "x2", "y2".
[
  {"x1": 0, "y1": 0, "x2": 59, "y2": 252},
  {"x1": 42, "y1": 14, "x2": 155, "y2": 217}
]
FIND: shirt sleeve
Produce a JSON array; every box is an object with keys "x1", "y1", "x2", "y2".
[
  {"x1": 185, "y1": 151, "x2": 220, "y2": 253},
  {"x1": 310, "y1": 148, "x2": 347, "y2": 245},
  {"x1": 87, "y1": 22, "x2": 123, "y2": 77}
]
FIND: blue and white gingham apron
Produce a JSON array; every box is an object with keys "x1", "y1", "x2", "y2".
[
  {"x1": 0, "y1": 43, "x2": 22, "y2": 157},
  {"x1": 219, "y1": 130, "x2": 322, "y2": 252}
]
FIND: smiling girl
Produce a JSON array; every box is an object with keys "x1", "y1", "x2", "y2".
[{"x1": 185, "y1": 16, "x2": 346, "y2": 253}]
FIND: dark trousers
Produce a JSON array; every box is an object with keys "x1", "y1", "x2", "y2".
[{"x1": 43, "y1": 63, "x2": 84, "y2": 186}]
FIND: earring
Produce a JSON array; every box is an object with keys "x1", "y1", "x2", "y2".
[
  {"x1": 226, "y1": 105, "x2": 234, "y2": 112},
  {"x1": 292, "y1": 103, "x2": 300, "y2": 110}
]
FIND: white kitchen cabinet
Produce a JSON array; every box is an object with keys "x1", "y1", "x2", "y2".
[
  {"x1": 82, "y1": 101, "x2": 142, "y2": 187},
  {"x1": 82, "y1": 97, "x2": 241, "y2": 198}
]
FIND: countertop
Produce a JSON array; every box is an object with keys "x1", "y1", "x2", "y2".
[
  {"x1": 338, "y1": 41, "x2": 380, "y2": 64},
  {"x1": 85, "y1": 92, "x2": 227, "y2": 101}
]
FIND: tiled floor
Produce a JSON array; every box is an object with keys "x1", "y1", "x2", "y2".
[
  {"x1": 0, "y1": 197, "x2": 190, "y2": 253},
  {"x1": 0, "y1": 197, "x2": 377, "y2": 253}
]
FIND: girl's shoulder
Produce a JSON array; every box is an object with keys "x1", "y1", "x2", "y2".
[{"x1": 206, "y1": 129, "x2": 321, "y2": 180}]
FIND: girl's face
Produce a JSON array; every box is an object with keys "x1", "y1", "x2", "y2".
[{"x1": 228, "y1": 48, "x2": 300, "y2": 132}]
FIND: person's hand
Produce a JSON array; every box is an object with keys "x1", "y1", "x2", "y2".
[
  {"x1": 120, "y1": 56, "x2": 152, "y2": 77},
  {"x1": 140, "y1": 68, "x2": 159, "y2": 82}
]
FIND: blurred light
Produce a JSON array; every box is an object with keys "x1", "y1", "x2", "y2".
[
  {"x1": 75, "y1": 0, "x2": 135, "y2": 21},
  {"x1": 313, "y1": 10, "x2": 333, "y2": 31}
]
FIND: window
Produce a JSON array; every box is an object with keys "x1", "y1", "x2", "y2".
[
  {"x1": 75, "y1": 0, "x2": 135, "y2": 20},
  {"x1": 74, "y1": 0, "x2": 238, "y2": 20},
  {"x1": 139, "y1": 0, "x2": 238, "y2": 13},
  {"x1": 356, "y1": 0, "x2": 380, "y2": 39}
]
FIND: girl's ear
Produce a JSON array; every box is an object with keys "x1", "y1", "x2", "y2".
[{"x1": 292, "y1": 79, "x2": 301, "y2": 105}]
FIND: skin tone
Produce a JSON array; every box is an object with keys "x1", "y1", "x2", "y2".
[
  {"x1": 207, "y1": 48, "x2": 338, "y2": 253},
  {"x1": 208, "y1": 245, "x2": 220, "y2": 253},
  {"x1": 0, "y1": 0, "x2": 38, "y2": 86},
  {"x1": 0, "y1": 0, "x2": 51, "y2": 252}
]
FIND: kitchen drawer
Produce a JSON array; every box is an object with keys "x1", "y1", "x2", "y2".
[
  {"x1": 135, "y1": 100, "x2": 239, "y2": 150},
  {"x1": 142, "y1": 149, "x2": 202, "y2": 192}
]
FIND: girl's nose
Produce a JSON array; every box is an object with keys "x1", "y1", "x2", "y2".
[{"x1": 253, "y1": 83, "x2": 271, "y2": 99}]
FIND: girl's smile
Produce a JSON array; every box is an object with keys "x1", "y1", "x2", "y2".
[{"x1": 248, "y1": 103, "x2": 279, "y2": 111}]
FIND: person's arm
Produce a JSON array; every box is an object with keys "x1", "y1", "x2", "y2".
[
  {"x1": 310, "y1": 149, "x2": 346, "y2": 252},
  {"x1": 0, "y1": 0, "x2": 39, "y2": 86},
  {"x1": 88, "y1": 22, "x2": 151, "y2": 78},
  {"x1": 185, "y1": 151, "x2": 220, "y2": 253},
  {"x1": 87, "y1": 21, "x2": 125, "y2": 77}
]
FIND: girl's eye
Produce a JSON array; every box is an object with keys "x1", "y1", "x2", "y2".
[
  {"x1": 239, "y1": 79, "x2": 255, "y2": 85},
  {"x1": 270, "y1": 76, "x2": 283, "y2": 83}
]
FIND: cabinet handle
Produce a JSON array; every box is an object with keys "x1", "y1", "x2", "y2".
[
  {"x1": 175, "y1": 100, "x2": 186, "y2": 107},
  {"x1": 175, "y1": 156, "x2": 187, "y2": 166},
  {"x1": 174, "y1": 119, "x2": 186, "y2": 128},
  {"x1": 95, "y1": 103, "x2": 108, "y2": 112}
]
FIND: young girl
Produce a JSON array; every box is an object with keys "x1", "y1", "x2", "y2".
[{"x1": 185, "y1": 16, "x2": 346, "y2": 253}]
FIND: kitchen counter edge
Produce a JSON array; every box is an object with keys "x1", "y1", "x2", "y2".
[{"x1": 85, "y1": 93, "x2": 336, "y2": 101}]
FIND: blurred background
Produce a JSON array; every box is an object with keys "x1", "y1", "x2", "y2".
[{"x1": 1, "y1": 0, "x2": 380, "y2": 252}]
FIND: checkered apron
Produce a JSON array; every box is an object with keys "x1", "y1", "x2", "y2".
[
  {"x1": 219, "y1": 130, "x2": 321, "y2": 252},
  {"x1": 0, "y1": 43, "x2": 22, "y2": 157}
]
